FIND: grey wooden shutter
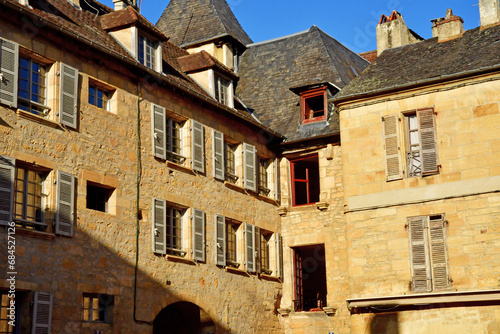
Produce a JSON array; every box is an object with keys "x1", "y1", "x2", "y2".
[
  {"x1": 151, "y1": 104, "x2": 167, "y2": 159},
  {"x1": 31, "y1": 291, "x2": 53, "y2": 334},
  {"x1": 408, "y1": 216, "x2": 431, "y2": 292},
  {"x1": 152, "y1": 198, "x2": 167, "y2": 254},
  {"x1": 192, "y1": 120, "x2": 205, "y2": 173},
  {"x1": 275, "y1": 233, "x2": 283, "y2": 279},
  {"x1": 213, "y1": 130, "x2": 224, "y2": 180},
  {"x1": 254, "y1": 226, "x2": 261, "y2": 274},
  {"x1": 215, "y1": 214, "x2": 226, "y2": 266},
  {"x1": 274, "y1": 158, "x2": 280, "y2": 202},
  {"x1": 418, "y1": 108, "x2": 439, "y2": 175},
  {"x1": 192, "y1": 208, "x2": 205, "y2": 262},
  {"x1": 245, "y1": 223, "x2": 255, "y2": 272},
  {"x1": 0, "y1": 155, "x2": 14, "y2": 226},
  {"x1": 59, "y1": 63, "x2": 79, "y2": 129},
  {"x1": 0, "y1": 38, "x2": 18, "y2": 108},
  {"x1": 55, "y1": 171, "x2": 75, "y2": 237},
  {"x1": 429, "y1": 215, "x2": 450, "y2": 290},
  {"x1": 243, "y1": 143, "x2": 257, "y2": 191},
  {"x1": 383, "y1": 115, "x2": 402, "y2": 181}
]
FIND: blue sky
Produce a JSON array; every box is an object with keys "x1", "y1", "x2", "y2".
[{"x1": 101, "y1": 0, "x2": 482, "y2": 53}]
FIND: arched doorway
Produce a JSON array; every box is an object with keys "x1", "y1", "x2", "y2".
[{"x1": 153, "y1": 302, "x2": 216, "y2": 334}]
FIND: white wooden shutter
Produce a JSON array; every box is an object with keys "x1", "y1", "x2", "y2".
[
  {"x1": 152, "y1": 198, "x2": 167, "y2": 254},
  {"x1": 192, "y1": 208, "x2": 205, "y2": 262},
  {"x1": 275, "y1": 233, "x2": 283, "y2": 279},
  {"x1": 0, "y1": 38, "x2": 18, "y2": 108},
  {"x1": 31, "y1": 291, "x2": 53, "y2": 334},
  {"x1": 429, "y1": 215, "x2": 450, "y2": 290},
  {"x1": 254, "y1": 226, "x2": 261, "y2": 274},
  {"x1": 418, "y1": 108, "x2": 439, "y2": 175},
  {"x1": 408, "y1": 216, "x2": 431, "y2": 292},
  {"x1": 213, "y1": 130, "x2": 225, "y2": 180},
  {"x1": 0, "y1": 155, "x2": 14, "y2": 226},
  {"x1": 243, "y1": 143, "x2": 257, "y2": 191},
  {"x1": 274, "y1": 158, "x2": 280, "y2": 202},
  {"x1": 215, "y1": 214, "x2": 226, "y2": 266},
  {"x1": 192, "y1": 120, "x2": 205, "y2": 173},
  {"x1": 151, "y1": 104, "x2": 167, "y2": 159},
  {"x1": 245, "y1": 223, "x2": 255, "y2": 272},
  {"x1": 383, "y1": 115, "x2": 403, "y2": 181},
  {"x1": 55, "y1": 171, "x2": 75, "y2": 237},
  {"x1": 59, "y1": 63, "x2": 78, "y2": 129}
]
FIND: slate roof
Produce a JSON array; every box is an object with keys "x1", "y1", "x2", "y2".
[
  {"x1": 236, "y1": 26, "x2": 369, "y2": 142},
  {"x1": 155, "y1": 0, "x2": 253, "y2": 48},
  {"x1": 334, "y1": 24, "x2": 500, "y2": 102}
]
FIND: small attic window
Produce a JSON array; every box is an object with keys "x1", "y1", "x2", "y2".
[{"x1": 301, "y1": 87, "x2": 327, "y2": 123}]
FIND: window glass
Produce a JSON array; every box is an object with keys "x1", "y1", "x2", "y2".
[{"x1": 18, "y1": 57, "x2": 48, "y2": 116}]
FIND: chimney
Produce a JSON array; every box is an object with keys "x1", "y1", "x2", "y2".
[
  {"x1": 113, "y1": 0, "x2": 128, "y2": 10},
  {"x1": 431, "y1": 9, "x2": 464, "y2": 42},
  {"x1": 376, "y1": 11, "x2": 422, "y2": 56},
  {"x1": 479, "y1": 0, "x2": 500, "y2": 29}
]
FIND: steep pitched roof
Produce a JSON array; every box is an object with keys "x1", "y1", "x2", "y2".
[
  {"x1": 236, "y1": 26, "x2": 369, "y2": 141},
  {"x1": 334, "y1": 25, "x2": 500, "y2": 102},
  {"x1": 155, "y1": 0, "x2": 252, "y2": 47}
]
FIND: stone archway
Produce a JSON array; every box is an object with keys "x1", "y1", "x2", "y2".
[{"x1": 153, "y1": 301, "x2": 216, "y2": 334}]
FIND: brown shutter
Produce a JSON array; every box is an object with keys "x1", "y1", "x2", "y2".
[
  {"x1": 429, "y1": 215, "x2": 450, "y2": 290},
  {"x1": 59, "y1": 63, "x2": 79, "y2": 129},
  {"x1": 245, "y1": 223, "x2": 255, "y2": 272},
  {"x1": 383, "y1": 115, "x2": 403, "y2": 181},
  {"x1": 243, "y1": 143, "x2": 257, "y2": 191},
  {"x1": 151, "y1": 104, "x2": 166, "y2": 160},
  {"x1": 55, "y1": 171, "x2": 75, "y2": 237},
  {"x1": 408, "y1": 216, "x2": 431, "y2": 292},
  {"x1": 192, "y1": 208, "x2": 205, "y2": 262},
  {"x1": 192, "y1": 120, "x2": 205, "y2": 173},
  {"x1": 417, "y1": 108, "x2": 439, "y2": 175},
  {"x1": 152, "y1": 198, "x2": 167, "y2": 254},
  {"x1": 0, "y1": 155, "x2": 14, "y2": 225},
  {"x1": 0, "y1": 38, "x2": 18, "y2": 108},
  {"x1": 32, "y1": 292, "x2": 53, "y2": 334},
  {"x1": 213, "y1": 130, "x2": 224, "y2": 180},
  {"x1": 215, "y1": 214, "x2": 226, "y2": 266}
]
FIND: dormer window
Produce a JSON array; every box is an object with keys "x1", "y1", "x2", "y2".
[
  {"x1": 301, "y1": 87, "x2": 327, "y2": 123},
  {"x1": 138, "y1": 34, "x2": 157, "y2": 70},
  {"x1": 215, "y1": 76, "x2": 230, "y2": 105}
]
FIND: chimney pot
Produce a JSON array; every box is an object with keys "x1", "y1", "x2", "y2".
[
  {"x1": 376, "y1": 11, "x2": 422, "y2": 55},
  {"x1": 479, "y1": 0, "x2": 500, "y2": 29}
]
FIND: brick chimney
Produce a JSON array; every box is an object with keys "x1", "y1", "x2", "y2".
[
  {"x1": 431, "y1": 9, "x2": 464, "y2": 42},
  {"x1": 376, "y1": 11, "x2": 422, "y2": 56},
  {"x1": 479, "y1": 0, "x2": 500, "y2": 29}
]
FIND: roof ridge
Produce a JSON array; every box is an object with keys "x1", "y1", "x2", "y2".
[
  {"x1": 247, "y1": 28, "x2": 311, "y2": 47},
  {"x1": 315, "y1": 27, "x2": 370, "y2": 64}
]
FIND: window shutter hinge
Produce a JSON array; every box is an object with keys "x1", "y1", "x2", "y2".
[{"x1": 57, "y1": 71, "x2": 61, "y2": 76}]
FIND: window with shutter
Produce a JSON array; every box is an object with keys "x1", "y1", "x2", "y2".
[
  {"x1": 224, "y1": 142, "x2": 238, "y2": 184},
  {"x1": 213, "y1": 130, "x2": 225, "y2": 180},
  {"x1": 152, "y1": 198, "x2": 167, "y2": 254},
  {"x1": 254, "y1": 226, "x2": 261, "y2": 274},
  {"x1": 192, "y1": 120, "x2": 205, "y2": 173},
  {"x1": 258, "y1": 158, "x2": 271, "y2": 196},
  {"x1": 383, "y1": 114, "x2": 403, "y2": 181},
  {"x1": 192, "y1": 208, "x2": 205, "y2": 262},
  {"x1": 32, "y1": 291, "x2": 53, "y2": 334},
  {"x1": 243, "y1": 143, "x2": 257, "y2": 192},
  {"x1": 260, "y1": 231, "x2": 272, "y2": 275},
  {"x1": 225, "y1": 218, "x2": 240, "y2": 268},
  {"x1": 0, "y1": 38, "x2": 18, "y2": 108},
  {"x1": 151, "y1": 104, "x2": 166, "y2": 160},
  {"x1": 59, "y1": 63, "x2": 79, "y2": 129},
  {"x1": 0, "y1": 155, "x2": 14, "y2": 226},
  {"x1": 215, "y1": 214, "x2": 226, "y2": 266},
  {"x1": 56, "y1": 171, "x2": 75, "y2": 237},
  {"x1": 245, "y1": 223, "x2": 255, "y2": 272}
]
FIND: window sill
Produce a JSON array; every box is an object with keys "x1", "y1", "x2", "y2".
[
  {"x1": 166, "y1": 161, "x2": 195, "y2": 175},
  {"x1": 225, "y1": 266, "x2": 250, "y2": 277},
  {"x1": 224, "y1": 181, "x2": 246, "y2": 193},
  {"x1": 166, "y1": 255, "x2": 196, "y2": 266},
  {"x1": 259, "y1": 273, "x2": 281, "y2": 282},
  {"x1": 257, "y1": 194, "x2": 279, "y2": 206},
  {"x1": 17, "y1": 109, "x2": 62, "y2": 129},
  {"x1": 14, "y1": 228, "x2": 55, "y2": 240}
]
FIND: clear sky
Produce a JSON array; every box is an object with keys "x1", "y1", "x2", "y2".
[{"x1": 101, "y1": 0, "x2": 483, "y2": 53}]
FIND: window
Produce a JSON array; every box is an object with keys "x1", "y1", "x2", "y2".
[
  {"x1": 86, "y1": 182, "x2": 114, "y2": 213},
  {"x1": 138, "y1": 34, "x2": 157, "y2": 70},
  {"x1": 215, "y1": 76, "x2": 230, "y2": 105},
  {"x1": 300, "y1": 87, "x2": 327, "y2": 123},
  {"x1": 258, "y1": 158, "x2": 271, "y2": 196},
  {"x1": 293, "y1": 244, "x2": 327, "y2": 311},
  {"x1": 152, "y1": 199, "x2": 190, "y2": 257},
  {"x1": 408, "y1": 214, "x2": 450, "y2": 292},
  {"x1": 290, "y1": 155, "x2": 320, "y2": 206},
  {"x1": 226, "y1": 218, "x2": 240, "y2": 268},
  {"x1": 18, "y1": 56, "x2": 48, "y2": 116},
  {"x1": 224, "y1": 142, "x2": 238, "y2": 184},
  {"x1": 165, "y1": 207, "x2": 184, "y2": 256},
  {"x1": 88, "y1": 85, "x2": 109, "y2": 110},
  {"x1": 82, "y1": 294, "x2": 113, "y2": 323},
  {"x1": 166, "y1": 118, "x2": 184, "y2": 164},
  {"x1": 0, "y1": 292, "x2": 15, "y2": 334},
  {"x1": 260, "y1": 232, "x2": 272, "y2": 275}
]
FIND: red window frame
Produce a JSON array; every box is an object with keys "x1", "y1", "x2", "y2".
[
  {"x1": 290, "y1": 155, "x2": 320, "y2": 206},
  {"x1": 300, "y1": 87, "x2": 327, "y2": 124}
]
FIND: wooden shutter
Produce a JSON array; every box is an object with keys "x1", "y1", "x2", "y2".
[
  {"x1": 408, "y1": 216, "x2": 431, "y2": 292},
  {"x1": 429, "y1": 215, "x2": 450, "y2": 290},
  {"x1": 245, "y1": 223, "x2": 255, "y2": 272},
  {"x1": 254, "y1": 226, "x2": 261, "y2": 274},
  {"x1": 151, "y1": 104, "x2": 167, "y2": 159},
  {"x1": 0, "y1": 38, "x2": 18, "y2": 108},
  {"x1": 275, "y1": 233, "x2": 283, "y2": 279},
  {"x1": 215, "y1": 214, "x2": 226, "y2": 266},
  {"x1": 417, "y1": 108, "x2": 439, "y2": 175},
  {"x1": 31, "y1": 291, "x2": 53, "y2": 334},
  {"x1": 192, "y1": 208, "x2": 205, "y2": 262},
  {"x1": 243, "y1": 143, "x2": 257, "y2": 191},
  {"x1": 213, "y1": 130, "x2": 225, "y2": 180},
  {"x1": 192, "y1": 120, "x2": 205, "y2": 173},
  {"x1": 152, "y1": 198, "x2": 167, "y2": 254},
  {"x1": 55, "y1": 171, "x2": 75, "y2": 237},
  {"x1": 0, "y1": 155, "x2": 14, "y2": 226},
  {"x1": 59, "y1": 63, "x2": 78, "y2": 129},
  {"x1": 383, "y1": 115, "x2": 403, "y2": 181},
  {"x1": 274, "y1": 158, "x2": 281, "y2": 202}
]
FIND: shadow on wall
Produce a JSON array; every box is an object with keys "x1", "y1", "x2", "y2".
[{"x1": 369, "y1": 312, "x2": 399, "y2": 334}]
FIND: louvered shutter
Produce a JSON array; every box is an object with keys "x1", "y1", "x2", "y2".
[
  {"x1": 274, "y1": 158, "x2": 280, "y2": 202},
  {"x1": 192, "y1": 208, "x2": 205, "y2": 262},
  {"x1": 0, "y1": 155, "x2": 14, "y2": 226},
  {"x1": 245, "y1": 223, "x2": 255, "y2": 272},
  {"x1": 243, "y1": 143, "x2": 257, "y2": 191},
  {"x1": 55, "y1": 171, "x2": 75, "y2": 237},
  {"x1": 152, "y1": 198, "x2": 167, "y2": 254},
  {"x1": 254, "y1": 226, "x2": 261, "y2": 274},
  {"x1": 213, "y1": 130, "x2": 224, "y2": 180},
  {"x1": 192, "y1": 120, "x2": 205, "y2": 173},
  {"x1": 429, "y1": 216, "x2": 450, "y2": 290},
  {"x1": 31, "y1": 292, "x2": 53, "y2": 334},
  {"x1": 0, "y1": 38, "x2": 18, "y2": 108},
  {"x1": 275, "y1": 233, "x2": 283, "y2": 279},
  {"x1": 383, "y1": 115, "x2": 403, "y2": 181},
  {"x1": 215, "y1": 214, "x2": 226, "y2": 266},
  {"x1": 417, "y1": 109, "x2": 439, "y2": 175},
  {"x1": 408, "y1": 216, "x2": 431, "y2": 292},
  {"x1": 151, "y1": 104, "x2": 166, "y2": 159},
  {"x1": 59, "y1": 63, "x2": 78, "y2": 129}
]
